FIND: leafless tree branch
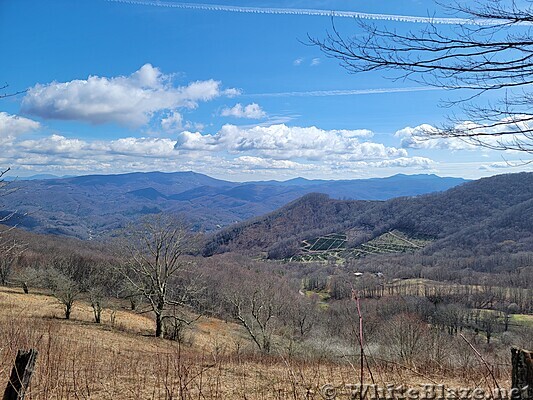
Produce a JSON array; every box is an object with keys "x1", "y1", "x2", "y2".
[{"x1": 310, "y1": 1, "x2": 533, "y2": 153}]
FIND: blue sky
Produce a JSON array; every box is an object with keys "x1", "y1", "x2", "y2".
[{"x1": 0, "y1": 0, "x2": 531, "y2": 180}]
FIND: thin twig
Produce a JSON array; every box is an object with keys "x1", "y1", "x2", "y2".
[{"x1": 460, "y1": 333, "x2": 501, "y2": 392}]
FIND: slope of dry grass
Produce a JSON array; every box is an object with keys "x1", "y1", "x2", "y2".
[{"x1": 0, "y1": 286, "x2": 511, "y2": 399}]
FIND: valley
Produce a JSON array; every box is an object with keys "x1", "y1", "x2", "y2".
[
  {"x1": 0, "y1": 171, "x2": 531, "y2": 399},
  {"x1": 1, "y1": 172, "x2": 466, "y2": 238}
]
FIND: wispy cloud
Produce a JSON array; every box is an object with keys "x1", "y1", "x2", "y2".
[
  {"x1": 249, "y1": 86, "x2": 443, "y2": 98},
  {"x1": 221, "y1": 103, "x2": 267, "y2": 119},
  {"x1": 479, "y1": 161, "x2": 521, "y2": 170},
  {"x1": 106, "y1": 0, "x2": 498, "y2": 25}
]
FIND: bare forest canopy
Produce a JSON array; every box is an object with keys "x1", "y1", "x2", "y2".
[{"x1": 205, "y1": 172, "x2": 533, "y2": 261}]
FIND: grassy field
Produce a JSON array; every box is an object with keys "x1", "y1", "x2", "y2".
[
  {"x1": 511, "y1": 313, "x2": 533, "y2": 327},
  {"x1": 0, "y1": 286, "x2": 513, "y2": 399},
  {"x1": 474, "y1": 308, "x2": 533, "y2": 328}
]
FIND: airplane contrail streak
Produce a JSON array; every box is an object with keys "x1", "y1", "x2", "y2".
[
  {"x1": 106, "y1": 0, "x2": 499, "y2": 25},
  {"x1": 249, "y1": 86, "x2": 444, "y2": 97}
]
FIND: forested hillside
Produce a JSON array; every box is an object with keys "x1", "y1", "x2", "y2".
[
  {"x1": 0, "y1": 172, "x2": 465, "y2": 238},
  {"x1": 205, "y1": 172, "x2": 533, "y2": 259}
]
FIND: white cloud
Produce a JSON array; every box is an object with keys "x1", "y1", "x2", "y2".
[
  {"x1": 395, "y1": 124, "x2": 477, "y2": 150},
  {"x1": 221, "y1": 103, "x2": 267, "y2": 119},
  {"x1": 0, "y1": 112, "x2": 40, "y2": 141},
  {"x1": 233, "y1": 156, "x2": 306, "y2": 170},
  {"x1": 1, "y1": 122, "x2": 439, "y2": 179},
  {"x1": 372, "y1": 156, "x2": 434, "y2": 169},
  {"x1": 17, "y1": 134, "x2": 176, "y2": 158},
  {"x1": 107, "y1": 137, "x2": 176, "y2": 156},
  {"x1": 21, "y1": 64, "x2": 238, "y2": 127},
  {"x1": 293, "y1": 58, "x2": 304, "y2": 66},
  {"x1": 486, "y1": 161, "x2": 513, "y2": 168},
  {"x1": 325, "y1": 156, "x2": 435, "y2": 171},
  {"x1": 15, "y1": 135, "x2": 78, "y2": 155},
  {"x1": 161, "y1": 111, "x2": 184, "y2": 132},
  {"x1": 222, "y1": 88, "x2": 241, "y2": 98},
  {"x1": 478, "y1": 161, "x2": 525, "y2": 171},
  {"x1": 310, "y1": 58, "x2": 321, "y2": 66},
  {"x1": 332, "y1": 128, "x2": 374, "y2": 139},
  {"x1": 175, "y1": 124, "x2": 402, "y2": 161},
  {"x1": 396, "y1": 117, "x2": 533, "y2": 151},
  {"x1": 453, "y1": 117, "x2": 533, "y2": 150},
  {"x1": 18, "y1": 134, "x2": 87, "y2": 155}
]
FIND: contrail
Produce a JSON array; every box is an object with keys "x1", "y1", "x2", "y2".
[
  {"x1": 106, "y1": 0, "x2": 496, "y2": 25},
  {"x1": 249, "y1": 86, "x2": 444, "y2": 98}
]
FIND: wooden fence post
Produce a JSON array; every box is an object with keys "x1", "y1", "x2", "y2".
[
  {"x1": 511, "y1": 347, "x2": 533, "y2": 400},
  {"x1": 2, "y1": 349, "x2": 38, "y2": 400}
]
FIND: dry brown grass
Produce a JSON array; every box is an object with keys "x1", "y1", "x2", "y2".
[{"x1": 0, "y1": 286, "x2": 511, "y2": 399}]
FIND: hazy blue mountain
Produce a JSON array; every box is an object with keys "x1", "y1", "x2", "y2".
[
  {"x1": 5, "y1": 174, "x2": 74, "y2": 181},
  {"x1": 1, "y1": 171, "x2": 468, "y2": 239},
  {"x1": 249, "y1": 174, "x2": 467, "y2": 199}
]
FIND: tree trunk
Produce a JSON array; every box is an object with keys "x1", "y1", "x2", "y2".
[
  {"x1": 155, "y1": 314, "x2": 163, "y2": 338},
  {"x1": 504, "y1": 312, "x2": 510, "y2": 332},
  {"x1": 3, "y1": 349, "x2": 38, "y2": 400},
  {"x1": 511, "y1": 347, "x2": 533, "y2": 400},
  {"x1": 65, "y1": 304, "x2": 71, "y2": 320},
  {"x1": 92, "y1": 303, "x2": 102, "y2": 324},
  {"x1": 262, "y1": 335, "x2": 271, "y2": 354}
]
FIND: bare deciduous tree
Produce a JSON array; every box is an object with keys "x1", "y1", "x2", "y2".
[
  {"x1": 310, "y1": 1, "x2": 533, "y2": 153},
  {"x1": 287, "y1": 297, "x2": 318, "y2": 340},
  {"x1": 0, "y1": 168, "x2": 25, "y2": 287},
  {"x1": 82, "y1": 261, "x2": 121, "y2": 324},
  {"x1": 0, "y1": 168, "x2": 16, "y2": 226},
  {"x1": 381, "y1": 313, "x2": 428, "y2": 365},
  {"x1": 0, "y1": 238, "x2": 24, "y2": 285},
  {"x1": 14, "y1": 266, "x2": 39, "y2": 294},
  {"x1": 117, "y1": 214, "x2": 201, "y2": 338},
  {"x1": 44, "y1": 267, "x2": 82, "y2": 320},
  {"x1": 478, "y1": 312, "x2": 502, "y2": 344},
  {"x1": 88, "y1": 285, "x2": 107, "y2": 324},
  {"x1": 503, "y1": 302, "x2": 520, "y2": 331},
  {"x1": 225, "y1": 273, "x2": 287, "y2": 354}
]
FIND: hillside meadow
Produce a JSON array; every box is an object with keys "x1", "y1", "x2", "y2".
[{"x1": 0, "y1": 285, "x2": 514, "y2": 399}]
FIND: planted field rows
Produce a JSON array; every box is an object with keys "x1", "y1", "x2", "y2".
[{"x1": 290, "y1": 230, "x2": 430, "y2": 262}]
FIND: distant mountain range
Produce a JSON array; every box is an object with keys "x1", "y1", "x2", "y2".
[
  {"x1": 0, "y1": 171, "x2": 467, "y2": 239},
  {"x1": 5, "y1": 174, "x2": 76, "y2": 181},
  {"x1": 205, "y1": 172, "x2": 533, "y2": 260}
]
